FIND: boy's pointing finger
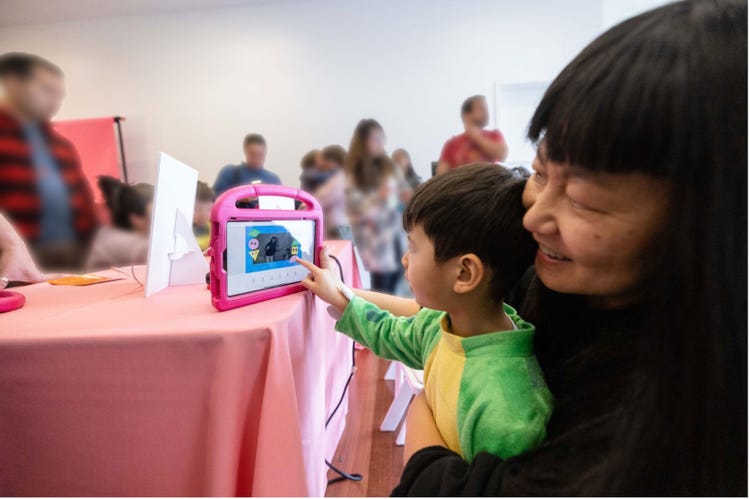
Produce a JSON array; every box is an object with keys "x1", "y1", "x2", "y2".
[{"x1": 292, "y1": 256, "x2": 318, "y2": 273}]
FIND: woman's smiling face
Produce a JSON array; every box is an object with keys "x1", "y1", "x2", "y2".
[{"x1": 522, "y1": 146, "x2": 672, "y2": 308}]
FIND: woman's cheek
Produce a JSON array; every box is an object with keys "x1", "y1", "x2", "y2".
[{"x1": 558, "y1": 214, "x2": 604, "y2": 263}]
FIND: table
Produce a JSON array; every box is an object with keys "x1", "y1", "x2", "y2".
[{"x1": 0, "y1": 240, "x2": 359, "y2": 496}]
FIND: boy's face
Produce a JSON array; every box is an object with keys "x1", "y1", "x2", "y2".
[
  {"x1": 402, "y1": 225, "x2": 456, "y2": 310},
  {"x1": 193, "y1": 200, "x2": 213, "y2": 227}
]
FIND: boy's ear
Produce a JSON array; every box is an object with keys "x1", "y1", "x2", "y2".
[{"x1": 452, "y1": 254, "x2": 485, "y2": 296}]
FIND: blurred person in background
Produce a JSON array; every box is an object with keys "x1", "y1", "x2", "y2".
[
  {"x1": 436, "y1": 94, "x2": 508, "y2": 175},
  {"x1": 392, "y1": 148, "x2": 422, "y2": 191},
  {"x1": 0, "y1": 211, "x2": 48, "y2": 285},
  {"x1": 212, "y1": 133, "x2": 282, "y2": 196},
  {"x1": 0, "y1": 52, "x2": 97, "y2": 271},
  {"x1": 299, "y1": 148, "x2": 331, "y2": 193},
  {"x1": 345, "y1": 119, "x2": 407, "y2": 293},
  {"x1": 85, "y1": 176, "x2": 153, "y2": 271},
  {"x1": 193, "y1": 181, "x2": 215, "y2": 251},
  {"x1": 313, "y1": 144, "x2": 349, "y2": 240}
]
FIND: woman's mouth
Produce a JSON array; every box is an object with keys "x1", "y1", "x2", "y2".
[{"x1": 538, "y1": 244, "x2": 572, "y2": 262}]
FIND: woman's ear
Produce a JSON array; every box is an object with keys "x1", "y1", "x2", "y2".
[{"x1": 452, "y1": 254, "x2": 485, "y2": 296}]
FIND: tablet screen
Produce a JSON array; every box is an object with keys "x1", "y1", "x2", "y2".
[{"x1": 226, "y1": 220, "x2": 316, "y2": 297}]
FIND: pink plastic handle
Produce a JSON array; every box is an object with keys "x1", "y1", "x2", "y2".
[{"x1": 214, "y1": 184, "x2": 319, "y2": 212}]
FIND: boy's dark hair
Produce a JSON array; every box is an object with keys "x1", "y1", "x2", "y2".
[
  {"x1": 0, "y1": 52, "x2": 62, "y2": 79},
  {"x1": 195, "y1": 181, "x2": 215, "y2": 202},
  {"x1": 461, "y1": 95, "x2": 485, "y2": 116},
  {"x1": 243, "y1": 133, "x2": 266, "y2": 149},
  {"x1": 97, "y1": 176, "x2": 153, "y2": 230},
  {"x1": 322, "y1": 144, "x2": 346, "y2": 166},
  {"x1": 403, "y1": 163, "x2": 534, "y2": 302}
]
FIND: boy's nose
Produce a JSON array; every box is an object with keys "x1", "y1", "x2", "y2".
[{"x1": 401, "y1": 253, "x2": 408, "y2": 268}]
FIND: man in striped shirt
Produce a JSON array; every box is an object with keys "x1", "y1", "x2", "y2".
[{"x1": 0, "y1": 53, "x2": 96, "y2": 271}]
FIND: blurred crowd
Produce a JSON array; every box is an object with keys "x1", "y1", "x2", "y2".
[{"x1": 0, "y1": 52, "x2": 508, "y2": 294}]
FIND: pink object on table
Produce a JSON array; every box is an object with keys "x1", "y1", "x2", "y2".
[
  {"x1": 210, "y1": 184, "x2": 324, "y2": 311},
  {"x1": 0, "y1": 240, "x2": 361, "y2": 496}
]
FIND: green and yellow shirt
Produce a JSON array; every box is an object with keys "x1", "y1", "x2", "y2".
[{"x1": 336, "y1": 296, "x2": 553, "y2": 461}]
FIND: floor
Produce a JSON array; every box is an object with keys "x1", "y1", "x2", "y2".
[{"x1": 325, "y1": 349, "x2": 405, "y2": 497}]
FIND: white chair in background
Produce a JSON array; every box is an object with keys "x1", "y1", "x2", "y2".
[
  {"x1": 384, "y1": 360, "x2": 398, "y2": 381},
  {"x1": 380, "y1": 362, "x2": 424, "y2": 446}
]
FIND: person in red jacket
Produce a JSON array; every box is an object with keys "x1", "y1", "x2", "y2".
[
  {"x1": 0, "y1": 53, "x2": 96, "y2": 270},
  {"x1": 436, "y1": 95, "x2": 508, "y2": 175}
]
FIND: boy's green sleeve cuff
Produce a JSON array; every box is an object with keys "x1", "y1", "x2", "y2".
[{"x1": 334, "y1": 295, "x2": 365, "y2": 335}]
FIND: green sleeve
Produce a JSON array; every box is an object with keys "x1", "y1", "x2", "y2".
[
  {"x1": 335, "y1": 296, "x2": 442, "y2": 370},
  {"x1": 458, "y1": 356, "x2": 553, "y2": 460}
]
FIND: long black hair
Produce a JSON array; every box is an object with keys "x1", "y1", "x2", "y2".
[
  {"x1": 98, "y1": 176, "x2": 153, "y2": 230},
  {"x1": 523, "y1": 0, "x2": 746, "y2": 494}
]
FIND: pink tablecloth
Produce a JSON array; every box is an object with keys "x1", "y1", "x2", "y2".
[{"x1": 0, "y1": 240, "x2": 359, "y2": 496}]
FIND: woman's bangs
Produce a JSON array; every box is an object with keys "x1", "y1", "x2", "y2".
[{"x1": 528, "y1": 7, "x2": 689, "y2": 176}]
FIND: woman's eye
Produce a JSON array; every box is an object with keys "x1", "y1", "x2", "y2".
[
  {"x1": 534, "y1": 171, "x2": 547, "y2": 184},
  {"x1": 569, "y1": 199, "x2": 584, "y2": 209},
  {"x1": 569, "y1": 198, "x2": 600, "y2": 213}
]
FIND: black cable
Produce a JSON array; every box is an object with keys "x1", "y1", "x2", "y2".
[{"x1": 324, "y1": 254, "x2": 364, "y2": 485}]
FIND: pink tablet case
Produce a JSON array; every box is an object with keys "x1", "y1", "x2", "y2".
[{"x1": 209, "y1": 184, "x2": 323, "y2": 312}]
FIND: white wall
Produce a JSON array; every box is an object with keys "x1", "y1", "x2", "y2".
[
  {"x1": 0, "y1": 0, "x2": 606, "y2": 186},
  {"x1": 602, "y1": 0, "x2": 673, "y2": 28}
]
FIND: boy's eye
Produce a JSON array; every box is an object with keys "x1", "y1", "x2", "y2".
[{"x1": 534, "y1": 171, "x2": 547, "y2": 185}]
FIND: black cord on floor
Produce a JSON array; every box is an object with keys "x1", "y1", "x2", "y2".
[{"x1": 324, "y1": 255, "x2": 363, "y2": 485}]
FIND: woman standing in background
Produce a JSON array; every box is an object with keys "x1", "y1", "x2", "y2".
[
  {"x1": 345, "y1": 119, "x2": 406, "y2": 293},
  {"x1": 392, "y1": 148, "x2": 422, "y2": 191}
]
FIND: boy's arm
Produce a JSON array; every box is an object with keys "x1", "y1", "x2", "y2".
[
  {"x1": 404, "y1": 391, "x2": 448, "y2": 462},
  {"x1": 296, "y1": 246, "x2": 421, "y2": 316},
  {"x1": 353, "y1": 289, "x2": 421, "y2": 317},
  {"x1": 296, "y1": 249, "x2": 434, "y2": 368},
  {"x1": 335, "y1": 295, "x2": 432, "y2": 369},
  {"x1": 459, "y1": 362, "x2": 552, "y2": 460}
]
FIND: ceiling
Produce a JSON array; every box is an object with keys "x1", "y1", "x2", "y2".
[{"x1": 0, "y1": 0, "x2": 270, "y2": 28}]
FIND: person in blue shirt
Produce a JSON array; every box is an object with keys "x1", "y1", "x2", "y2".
[{"x1": 212, "y1": 133, "x2": 282, "y2": 197}]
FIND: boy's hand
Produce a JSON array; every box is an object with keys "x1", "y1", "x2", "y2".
[{"x1": 294, "y1": 247, "x2": 350, "y2": 313}]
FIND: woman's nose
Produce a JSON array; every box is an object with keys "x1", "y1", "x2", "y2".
[{"x1": 523, "y1": 191, "x2": 559, "y2": 236}]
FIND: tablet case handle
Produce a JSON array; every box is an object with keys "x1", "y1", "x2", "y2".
[{"x1": 215, "y1": 184, "x2": 320, "y2": 213}]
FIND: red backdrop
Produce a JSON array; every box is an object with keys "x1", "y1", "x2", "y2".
[{"x1": 53, "y1": 117, "x2": 122, "y2": 204}]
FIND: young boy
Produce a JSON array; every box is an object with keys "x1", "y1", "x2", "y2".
[
  {"x1": 296, "y1": 163, "x2": 552, "y2": 461},
  {"x1": 193, "y1": 181, "x2": 215, "y2": 252}
]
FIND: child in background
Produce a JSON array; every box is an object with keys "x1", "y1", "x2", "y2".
[
  {"x1": 313, "y1": 144, "x2": 350, "y2": 240},
  {"x1": 345, "y1": 119, "x2": 408, "y2": 293},
  {"x1": 392, "y1": 148, "x2": 422, "y2": 191},
  {"x1": 193, "y1": 181, "x2": 215, "y2": 251},
  {"x1": 299, "y1": 149, "x2": 334, "y2": 193},
  {"x1": 85, "y1": 176, "x2": 153, "y2": 271},
  {"x1": 296, "y1": 163, "x2": 552, "y2": 461}
]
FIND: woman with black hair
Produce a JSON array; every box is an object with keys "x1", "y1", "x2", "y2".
[
  {"x1": 331, "y1": 0, "x2": 745, "y2": 495},
  {"x1": 85, "y1": 176, "x2": 154, "y2": 271}
]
